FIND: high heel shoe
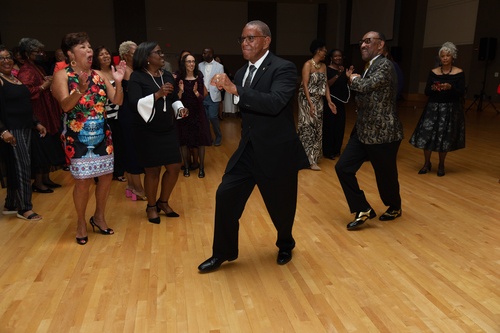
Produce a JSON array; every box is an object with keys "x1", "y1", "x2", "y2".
[
  {"x1": 130, "y1": 189, "x2": 147, "y2": 201},
  {"x1": 125, "y1": 188, "x2": 132, "y2": 198},
  {"x1": 89, "y1": 216, "x2": 114, "y2": 235},
  {"x1": 437, "y1": 168, "x2": 445, "y2": 177},
  {"x1": 146, "y1": 204, "x2": 161, "y2": 224},
  {"x1": 156, "y1": 200, "x2": 180, "y2": 217},
  {"x1": 198, "y1": 167, "x2": 205, "y2": 178},
  {"x1": 76, "y1": 236, "x2": 88, "y2": 245},
  {"x1": 418, "y1": 163, "x2": 432, "y2": 174}
]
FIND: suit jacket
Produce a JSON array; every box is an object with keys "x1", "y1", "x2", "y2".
[
  {"x1": 350, "y1": 55, "x2": 403, "y2": 144},
  {"x1": 227, "y1": 52, "x2": 309, "y2": 178},
  {"x1": 198, "y1": 60, "x2": 224, "y2": 102}
]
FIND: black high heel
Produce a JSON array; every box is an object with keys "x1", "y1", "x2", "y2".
[
  {"x1": 418, "y1": 163, "x2": 432, "y2": 174},
  {"x1": 156, "y1": 200, "x2": 179, "y2": 217},
  {"x1": 146, "y1": 204, "x2": 161, "y2": 224},
  {"x1": 198, "y1": 167, "x2": 205, "y2": 178},
  {"x1": 89, "y1": 216, "x2": 114, "y2": 235},
  {"x1": 76, "y1": 236, "x2": 88, "y2": 245}
]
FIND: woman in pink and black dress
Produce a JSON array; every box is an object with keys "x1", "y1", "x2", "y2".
[{"x1": 175, "y1": 54, "x2": 212, "y2": 178}]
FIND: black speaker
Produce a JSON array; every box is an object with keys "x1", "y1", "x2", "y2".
[{"x1": 478, "y1": 37, "x2": 497, "y2": 61}]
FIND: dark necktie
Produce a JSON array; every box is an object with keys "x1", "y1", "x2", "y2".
[{"x1": 243, "y1": 65, "x2": 256, "y2": 87}]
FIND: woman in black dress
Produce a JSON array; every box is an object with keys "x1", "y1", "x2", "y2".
[
  {"x1": 128, "y1": 42, "x2": 188, "y2": 224},
  {"x1": 323, "y1": 49, "x2": 350, "y2": 159},
  {"x1": 409, "y1": 41, "x2": 465, "y2": 177},
  {"x1": 175, "y1": 54, "x2": 212, "y2": 178}
]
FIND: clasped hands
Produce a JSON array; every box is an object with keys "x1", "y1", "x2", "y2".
[{"x1": 431, "y1": 82, "x2": 451, "y2": 91}]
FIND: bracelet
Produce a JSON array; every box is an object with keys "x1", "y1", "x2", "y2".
[{"x1": 1, "y1": 130, "x2": 9, "y2": 139}]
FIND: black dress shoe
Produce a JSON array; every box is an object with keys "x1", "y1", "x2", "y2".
[
  {"x1": 437, "y1": 168, "x2": 445, "y2": 177},
  {"x1": 198, "y1": 256, "x2": 236, "y2": 273},
  {"x1": 32, "y1": 184, "x2": 54, "y2": 193},
  {"x1": 379, "y1": 208, "x2": 402, "y2": 221},
  {"x1": 418, "y1": 163, "x2": 431, "y2": 174},
  {"x1": 277, "y1": 250, "x2": 292, "y2": 265},
  {"x1": 347, "y1": 208, "x2": 376, "y2": 230},
  {"x1": 43, "y1": 182, "x2": 62, "y2": 188}
]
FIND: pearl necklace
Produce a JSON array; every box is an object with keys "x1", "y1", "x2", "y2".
[
  {"x1": 440, "y1": 66, "x2": 452, "y2": 75},
  {"x1": 0, "y1": 72, "x2": 21, "y2": 84},
  {"x1": 145, "y1": 69, "x2": 166, "y2": 111},
  {"x1": 311, "y1": 58, "x2": 321, "y2": 69}
]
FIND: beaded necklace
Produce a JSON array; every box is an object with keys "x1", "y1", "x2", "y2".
[
  {"x1": 440, "y1": 66, "x2": 453, "y2": 75},
  {"x1": 145, "y1": 69, "x2": 166, "y2": 111},
  {"x1": 0, "y1": 72, "x2": 22, "y2": 84}
]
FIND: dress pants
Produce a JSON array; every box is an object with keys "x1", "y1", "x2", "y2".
[
  {"x1": 212, "y1": 142, "x2": 297, "y2": 259},
  {"x1": 335, "y1": 133, "x2": 401, "y2": 213},
  {"x1": 5, "y1": 128, "x2": 33, "y2": 211},
  {"x1": 203, "y1": 96, "x2": 222, "y2": 145}
]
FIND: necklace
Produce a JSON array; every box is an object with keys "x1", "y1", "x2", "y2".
[
  {"x1": 145, "y1": 69, "x2": 166, "y2": 111},
  {"x1": 311, "y1": 58, "x2": 321, "y2": 69},
  {"x1": 441, "y1": 66, "x2": 452, "y2": 75},
  {"x1": 0, "y1": 72, "x2": 21, "y2": 84}
]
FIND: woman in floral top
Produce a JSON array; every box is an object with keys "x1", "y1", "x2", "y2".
[{"x1": 52, "y1": 32, "x2": 126, "y2": 245}]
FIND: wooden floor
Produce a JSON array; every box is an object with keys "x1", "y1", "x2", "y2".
[{"x1": 1, "y1": 98, "x2": 499, "y2": 333}]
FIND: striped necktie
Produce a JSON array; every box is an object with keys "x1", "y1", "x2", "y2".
[{"x1": 244, "y1": 65, "x2": 256, "y2": 87}]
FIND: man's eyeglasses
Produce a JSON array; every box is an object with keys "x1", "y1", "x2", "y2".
[
  {"x1": 0, "y1": 56, "x2": 13, "y2": 62},
  {"x1": 358, "y1": 37, "x2": 381, "y2": 46},
  {"x1": 237, "y1": 36, "x2": 267, "y2": 44},
  {"x1": 150, "y1": 50, "x2": 164, "y2": 56}
]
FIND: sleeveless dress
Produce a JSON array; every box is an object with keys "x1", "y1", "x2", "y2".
[
  {"x1": 409, "y1": 71, "x2": 465, "y2": 152},
  {"x1": 298, "y1": 71, "x2": 327, "y2": 165},
  {"x1": 61, "y1": 67, "x2": 114, "y2": 179},
  {"x1": 175, "y1": 76, "x2": 212, "y2": 147}
]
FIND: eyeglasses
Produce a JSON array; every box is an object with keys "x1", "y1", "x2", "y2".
[
  {"x1": 358, "y1": 37, "x2": 381, "y2": 46},
  {"x1": 0, "y1": 56, "x2": 13, "y2": 62},
  {"x1": 150, "y1": 50, "x2": 164, "y2": 56},
  {"x1": 31, "y1": 50, "x2": 45, "y2": 55},
  {"x1": 237, "y1": 36, "x2": 267, "y2": 44}
]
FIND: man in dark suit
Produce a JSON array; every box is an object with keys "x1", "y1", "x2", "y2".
[
  {"x1": 335, "y1": 31, "x2": 404, "y2": 230},
  {"x1": 198, "y1": 20, "x2": 309, "y2": 273}
]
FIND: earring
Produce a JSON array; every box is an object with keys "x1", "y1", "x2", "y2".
[
  {"x1": 70, "y1": 60, "x2": 76, "y2": 66},
  {"x1": 147, "y1": 61, "x2": 150, "y2": 65}
]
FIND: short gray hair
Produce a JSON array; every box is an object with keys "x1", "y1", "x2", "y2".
[
  {"x1": 439, "y1": 41, "x2": 458, "y2": 59},
  {"x1": 246, "y1": 20, "x2": 272, "y2": 38},
  {"x1": 18, "y1": 38, "x2": 44, "y2": 59},
  {"x1": 118, "y1": 41, "x2": 137, "y2": 57}
]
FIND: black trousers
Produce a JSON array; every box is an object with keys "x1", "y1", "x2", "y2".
[
  {"x1": 212, "y1": 142, "x2": 297, "y2": 259},
  {"x1": 322, "y1": 100, "x2": 346, "y2": 157},
  {"x1": 335, "y1": 133, "x2": 401, "y2": 213}
]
